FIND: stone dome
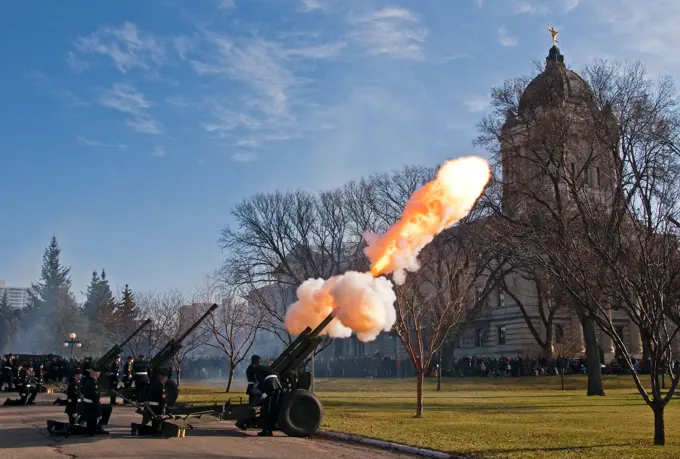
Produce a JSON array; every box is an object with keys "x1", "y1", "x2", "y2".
[{"x1": 517, "y1": 46, "x2": 596, "y2": 117}]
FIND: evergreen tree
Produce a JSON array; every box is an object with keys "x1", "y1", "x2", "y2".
[
  {"x1": 83, "y1": 269, "x2": 118, "y2": 353},
  {"x1": 23, "y1": 236, "x2": 78, "y2": 352},
  {"x1": 116, "y1": 284, "x2": 139, "y2": 322},
  {"x1": 25, "y1": 236, "x2": 72, "y2": 317},
  {"x1": 0, "y1": 290, "x2": 20, "y2": 353}
]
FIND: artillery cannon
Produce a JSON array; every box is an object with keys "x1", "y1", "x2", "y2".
[
  {"x1": 99, "y1": 319, "x2": 152, "y2": 393},
  {"x1": 118, "y1": 304, "x2": 218, "y2": 405},
  {"x1": 170, "y1": 311, "x2": 334, "y2": 438}
]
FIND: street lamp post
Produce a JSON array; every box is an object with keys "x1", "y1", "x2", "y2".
[{"x1": 63, "y1": 332, "x2": 82, "y2": 359}]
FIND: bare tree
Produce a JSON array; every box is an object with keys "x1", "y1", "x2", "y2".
[
  {"x1": 478, "y1": 54, "x2": 680, "y2": 445},
  {"x1": 203, "y1": 285, "x2": 262, "y2": 392},
  {"x1": 392, "y1": 222, "x2": 502, "y2": 418},
  {"x1": 134, "y1": 290, "x2": 184, "y2": 357},
  {"x1": 168, "y1": 303, "x2": 210, "y2": 387},
  {"x1": 553, "y1": 321, "x2": 585, "y2": 390},
  {"x1": 219, "y1": 190, "x2": 358, "y2": 356}
]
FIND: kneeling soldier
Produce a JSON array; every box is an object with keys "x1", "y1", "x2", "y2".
[{"x1": 131, "y1": 370, "x2": 168, "y2": 436}]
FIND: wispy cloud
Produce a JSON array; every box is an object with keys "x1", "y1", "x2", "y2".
[
  {"x1": 25, "y1": 70, "x2": 89, "y2": 107},
  {"x1": 596, "y1": 0, "x2": 680, "y2": 64},
  {"x1": 100, "y1": 83, "x2": 163, "y2": 135},
  {"x1": 73, "y1": 22, "x2": 165, "y2": 74},
  {"x1": 464, "y1": 95, "x2": 490, "y2": 113},
  {"x1": 173, "y1": 35, "x2": 198, "y2": 60},
  {"x1": 562, "y1": 0, "x2": 583, "y2": 13},
  {"x1": 215, "y1": 0, "x2": 235, "y2": 9},
  {"x1": 77, "y1": 136, "x2": 128, "y2": 150},
  {"x1": 498, "y1": 27, "x2": 517, "y2": 47},
  {"x1": 300, "y1": 0, "x2": 334, "y2": 12},
  {"x1": 349, "y1": 7, "x2": 427, "y2": 60},
  {"x1": 511, "y1": 0, "x2": 551, "y2": 15},
  {"x1": 191, "y1": 37, "x2": 299, "y2": 117},
  {"x1": 230, "y1": 151, "x2": 258, "y2": 162},
  {"x1": 152, "y1": 145, "x2": 166, "y2": 157},
  {"x1": 475, "y1": 0, "x2": 484, "y2": 7},
  {"x1": 66, "y1": 51, "x2": 89, "y2": 72}
]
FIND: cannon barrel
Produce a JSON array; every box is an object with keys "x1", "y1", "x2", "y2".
[
  {"x1": 97, "y1": 318, "x2": 152, "y2": 369},
  {"x1": 150, "y1": 303, "x2": 217, "y2": 374},
  {"x1": 272, "y1": 311, "x2": 335, "y2": 377}
]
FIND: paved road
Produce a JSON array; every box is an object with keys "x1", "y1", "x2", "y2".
[{"x1": 0, "y1": 396, "x2": 412, "y2": 459}]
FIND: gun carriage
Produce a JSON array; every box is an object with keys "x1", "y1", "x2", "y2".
[{"x1": 168, "y1": 312, "x2": 334, "y2": 438}]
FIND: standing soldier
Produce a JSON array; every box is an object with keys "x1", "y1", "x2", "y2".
[
  {"x1": 131, "y1": 370, "x2": 168, "y2": 436},
  {"x1": 235, "y1": 355, "x2": 262, "y2": 430},
  {"x1": 123, "y1": 356, "x2": 134, "y2": 388},
  {"x1": 109, "y1": 356, "x2": 121, "y2": 405},
  {"x1": 132, "y1": 354, "x2": 150, "y2": 401},
  {"x1": 253, "y1": 361, "x2": 283, "y2": 437},
  {"x1": 1, "y1": 354, "x2": 13, "y2": 391}
]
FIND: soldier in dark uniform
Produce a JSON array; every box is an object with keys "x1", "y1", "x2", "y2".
[
  {"x1": 131, "y1": 370, "x2": 168, "y2": 436},
  {"x1": 132, "y1": 354, "x2": 150, "y2": 401},
  {"x1": 1, "y1": 354, "x2": 14, "y2": 391},
  {"x1": 108, "y1": 356, "x2": 121, "y2": 405},
  {"x1": 46, "y1": 368, "x2": 84, "y2": 436},
  {"x1": 3, "y1": 363, "x2": 38, "y2": 406},
  {"x1": 235, "y1": 355, "x2": 262, "y2": 430},
  {"x1": 253, "y1": 362, "x2": 283, "y2": 437},
  {"x1": 66, "y1": 364, "x2": 112, "y2": 436},
  {"x1": 123, "y1": 356, "x2": 134, "y2": 388}
]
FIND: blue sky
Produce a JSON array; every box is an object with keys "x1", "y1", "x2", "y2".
[{"x1": 0, "y1": 0, "x2": 675, "y2": 300}]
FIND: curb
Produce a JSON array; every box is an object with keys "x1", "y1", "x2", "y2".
[{"x1": 317, "y1": 430, "x2": 469, "y2": 459}]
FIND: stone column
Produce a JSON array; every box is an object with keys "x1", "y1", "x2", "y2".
[
  {"x1": 602, "y1": 309, "x2": 616, "y2": 363},
  {"x1": 630, "y1": 321, "x2": 643, "y2": 357}
]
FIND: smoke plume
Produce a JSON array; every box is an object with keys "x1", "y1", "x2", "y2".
[{"x1": 283, "y1": 156, "x2": 491, "y2": 342}]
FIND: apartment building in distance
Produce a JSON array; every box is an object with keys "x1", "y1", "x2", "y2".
[{"x1": 0, "y1": 280, "x2": 31, "y2": 309}]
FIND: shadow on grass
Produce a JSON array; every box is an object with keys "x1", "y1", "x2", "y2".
[
  {"x1": 323, "y1": 400, "x2": 635, "y2": 413},
  {"x1": 467, "y1": 442, "x2": 635, "y2": 457}
]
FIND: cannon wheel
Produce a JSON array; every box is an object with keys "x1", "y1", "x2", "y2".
[
  {"x1": 277, "y1": 389, "x2": 323, "y2": 437},
  {"x1": 166, "y1": 379, "x2": 179, "y2": 406}
]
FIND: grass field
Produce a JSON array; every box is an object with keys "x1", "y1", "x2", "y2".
[{"x1": 178, "y1": 376, "x2": 680, "y2": 459}]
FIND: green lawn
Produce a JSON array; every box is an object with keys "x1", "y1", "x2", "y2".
[{"x1": 178, "y1": 376, "x2": 680, "y2": 459}]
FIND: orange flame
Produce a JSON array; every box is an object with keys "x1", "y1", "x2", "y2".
[{"x1": 365, "y1": 156, "x2": 491, "y2": 283}]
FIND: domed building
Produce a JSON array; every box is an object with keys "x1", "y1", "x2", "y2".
[{"x1": 451, "y1": 44, "x2": 645, "y2": 365}]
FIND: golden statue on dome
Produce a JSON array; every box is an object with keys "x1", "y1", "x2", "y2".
[{"x1": 548, "y1": 24, "x2": 559, "y2": 46}]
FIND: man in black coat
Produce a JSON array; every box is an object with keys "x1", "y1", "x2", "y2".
[
  {"x1": 253, "y1": 362, "x2": 282, "y2": 437},
  {"x1": 132, "y1": 354, "x2": 150, "y2": 402},
  {"x1": 46, "y1": 368, "x2": 84, "y2": 436},
  {"x1": 68, "y1": 364, "x2": 112, "y2": 436},
  {"x1": 131, "y1": 370, "x2": 168, "y2": 436},
  {"x1": 3, "y1": 363, "x2": 38, "y2": 406},
  {"x1": 235, "y1": 355, "x2": 263, "y2": 430},
  {"x1": 108, "y1": 356, "x2": 121, "y2": 405}
]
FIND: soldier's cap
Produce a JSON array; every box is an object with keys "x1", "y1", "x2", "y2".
[
  {"x1": 157, "y1": 369, "x2": 167, "y2": 377},
  {"x1": 251, "y1": 355, "x2": 261, "y2": 364},
  {"x1": 127, "y1": 356, "x2": 133, "y2": 360},
  {"x1": 89, "y1": 364, "x2": 102, "y2": 372},
  {"x1": 74, "y1": 368, "x2": 82, "y2": 375}
]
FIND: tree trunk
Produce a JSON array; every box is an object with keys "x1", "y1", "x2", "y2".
[
  {"x1": 582, "y1": 315, "x2": 605, "y2": 396},
  {"x1": 561, "y1": 368, "x2": 565, "y2": 391},
  {"x1": 225, "y1": 363, "x2": 235, "y2": 393},
  {"x1": 653, "y1": 404, "x2": 665, "y2": 446},
  {"x1": 415, "y1": 370, "x2": 424, "y2": 418},
  {"x1": 177, "y1": 367, "x2": 181, "y2": 387}
]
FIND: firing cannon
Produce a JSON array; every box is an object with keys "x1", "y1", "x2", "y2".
[
  {"x1": 171, "y1": 311, "x2": 334, "y2": 437},
  {"x1": 99, "y1": 319, "x2": 152, "y2": 393}
]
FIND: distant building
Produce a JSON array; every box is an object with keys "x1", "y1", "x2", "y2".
[{"x1": 0, "y1": 280, "x2": 30, "y2": 309}]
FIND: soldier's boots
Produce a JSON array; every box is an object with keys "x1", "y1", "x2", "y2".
[
  {"x1": 257, "y1": 430, "x2": 273, "y2": 437},
  {"x1": 235, "y1": 421, "x2": 248, "y2": 430}
]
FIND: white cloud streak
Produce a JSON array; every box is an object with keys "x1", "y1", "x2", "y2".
[
  {"x1": 73, "y1": 22, "x2": 165, "y2": 74},
  {"x1": 100, "y1": 83, "x2": 163, "y2": 135},
  {"x1": 152, "y1": 145, "x2": 166, "y2": 157},
  {"x1": 498, "y1": 26, "x2": 518, "y2": 47},
  {"x1": 77, "y1": 136, "x2": 128, "y2": 150},
  {"x1": 230, "y1": 151, "x2": 258, "y2": 162},
  {"x1": 349, "y1": 7, "x2": 427, "y2": 60}
]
